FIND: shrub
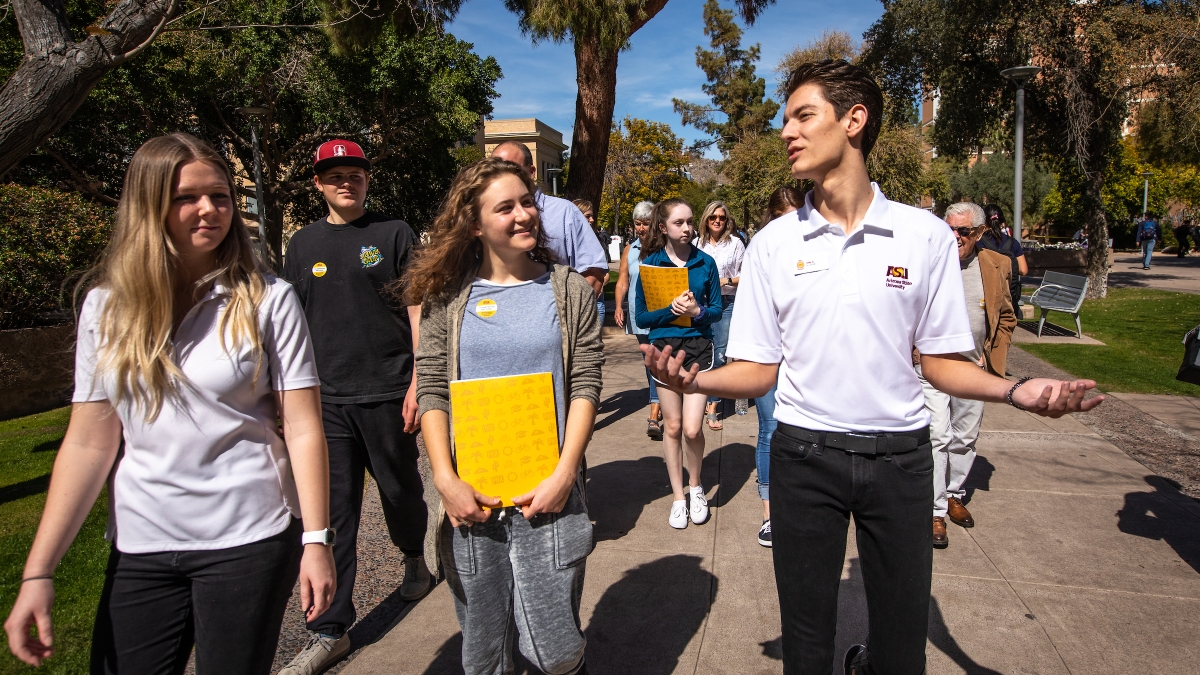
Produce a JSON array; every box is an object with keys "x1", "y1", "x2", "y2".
[{"x1": 0, "y1": 185, "x2": 112, "y2": 329}]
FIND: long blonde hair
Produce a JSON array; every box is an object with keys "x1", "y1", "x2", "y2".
[
  {"x1": 83, "y1": 133, "x2": 267, "y2": 421},
  {"x1": 404, "y1": 157, "x2": 554, "y2": 305},
  {"x1": 697, "y1": 200, "x2": 737, "y2": 246}
]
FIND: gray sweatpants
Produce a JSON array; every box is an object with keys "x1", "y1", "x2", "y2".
[{"x1": 440, "y1": 483, "x2": 593, "y2": 675}]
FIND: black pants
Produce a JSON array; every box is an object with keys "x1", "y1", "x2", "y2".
[
  {"x1": 310, "y1": 398, "x2": 429, "y2": 635},
  {"x1": 770, "y1": 424, "x2": 934, "y2": 675},
  {"x1": 90, "y1": 519, "x2": 302, "y2": 675}
]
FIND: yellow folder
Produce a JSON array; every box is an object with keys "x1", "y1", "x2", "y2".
[
  {"x1": 450, "y1": 372, "x2": 559, "y2": 507},
  {"x1": 638, "y1": 264, "x2": 691, "y2": 327}
]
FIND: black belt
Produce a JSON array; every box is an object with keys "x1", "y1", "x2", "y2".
[{"x1": 776, "y1": 422, "x2": 929, "y2": 457}]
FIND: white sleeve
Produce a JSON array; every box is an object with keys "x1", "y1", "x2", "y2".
[
  {"x1": 913, "y1": 229, "x2": 975, "y2": 355},
  {"x1": 569, "y1": 207, "x2": 610, "y2": 272},
  {"x1": 725, "y1": 235, "x2": 782, "y2": 364},
  {"x1": 732, "y1": 238, "x2": 746, "y2": 277},
  {"x1": 264, "y1": 280, "x2": 321, "y2": 392},
  {"x1": 71, "y1": 289, "x2": 109, "y2": 403}
]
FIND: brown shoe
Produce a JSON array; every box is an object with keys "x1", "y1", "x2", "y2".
[
  {"x1": 932, "y1": 516, "x2": 948, "y2": 549},
  {"x1": 947, "y1": 497, "x2": 974, "y2": 528}
]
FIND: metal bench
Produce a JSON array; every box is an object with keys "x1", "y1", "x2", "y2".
[{"x1": 1021, "y1": 271, "x2": 1089, "y2": 338}]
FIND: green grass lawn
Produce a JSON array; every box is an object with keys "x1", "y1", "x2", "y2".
[
  {"x1": 1020, "y1": 288, "x2": 1200, "y2": 396},
  {"x1": 0, "y1": 407, "x2": 109, "y2": 674}
]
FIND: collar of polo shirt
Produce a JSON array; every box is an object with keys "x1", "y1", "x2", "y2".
[{"x1": 799, "y1": 184, "x2": 895, "y2": 248}]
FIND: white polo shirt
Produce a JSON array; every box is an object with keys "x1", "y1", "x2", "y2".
[
  {"x1": 726, "y1": 185, "x2": 973, "y2": 433},
  {"x1": 73, "y1": 276, "x2": 320, "y2": 553}
]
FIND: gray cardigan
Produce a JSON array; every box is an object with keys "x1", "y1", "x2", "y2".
[
  {"x1": 414, "y1": 264, "x2": 604, "y2": 575},
  {"x1": 415, "y1": 262, "x2": 605, "y2": 438}
]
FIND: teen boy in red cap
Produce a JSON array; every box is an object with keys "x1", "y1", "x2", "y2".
[{"x1": 279, "y1": 140, "x2": 431, "y2": 675}]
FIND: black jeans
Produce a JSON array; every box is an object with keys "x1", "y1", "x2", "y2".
[
  {"x1": 770, "y1": 423, "x2": 934, "y2": 675},
  {"x1": 310, "y1": 398, "x2": 429, "y2": 635},
  {"x1": 90, "y1": 518, "x2": 302, "y2": 675}
]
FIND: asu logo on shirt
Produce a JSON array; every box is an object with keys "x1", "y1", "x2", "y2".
[
  {"x1": 885, "y1": 265, "x2": 912, "y2": 289},
  {"x1": 360, "y1": 245, "x2": 382, "y2": 268}
]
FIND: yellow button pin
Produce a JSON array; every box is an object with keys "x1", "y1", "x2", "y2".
[{"x1": 312, "y1": 262, "x2": 327, "y2": 277}]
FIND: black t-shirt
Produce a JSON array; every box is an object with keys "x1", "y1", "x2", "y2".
[{"x1": 281, "y1": 212, "x2": 415, "y2": 403}]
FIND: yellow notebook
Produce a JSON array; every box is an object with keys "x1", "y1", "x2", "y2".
[
  {"x1": 450, "y1": 372, "x2": 559, "y2": 507},
  {"x1": 638, "y1": 264, "x2": 691, "y2": 327}
]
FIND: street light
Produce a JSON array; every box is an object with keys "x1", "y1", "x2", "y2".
[
  {"x1": 1140, "y1": 170, "x2": 1154, "y2": 217},
  {"x1": 545, "y1": 167, "x2": 563, "y2": 196},
  {"x1": 1001, "y1": 66, "x2": 1042, "y2": 244},
  {"x1": 235, "y1": 106, "x2": 271, "y2": 266}
]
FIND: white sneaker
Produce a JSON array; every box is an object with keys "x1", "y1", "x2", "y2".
[
  {"x1": 669, "y1": 499, "x2": 689, "y2": 529},
  {"x1": 277, "y1": 633, "x2": 351, "y2": 675},
  {"x1": 690, "y1": 486, "x2": 709, "y2": 524}
]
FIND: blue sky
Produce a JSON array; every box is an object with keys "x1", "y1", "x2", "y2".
[{"x1": 446, "y1": 0, "x2": 885, "y2": 158}]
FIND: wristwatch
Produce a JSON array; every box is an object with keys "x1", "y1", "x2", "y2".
[{"x1": 302, "y1": 528, "x2": 337, "y2": 546}]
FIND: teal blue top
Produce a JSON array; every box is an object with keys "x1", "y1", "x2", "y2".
[{"x1": 634, "y1": 245, "x2": 723, "y2": 341}]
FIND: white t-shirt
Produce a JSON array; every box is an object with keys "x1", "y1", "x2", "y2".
[
  {"x1": 73, "y1": 276, "x2": 320, "y2": 553},
  {"x1": 726, "y1": 185, "x2": 974, "y2": 433},
  {"x1": 695, "y1": 236, "x2": 746, "y2": 297}
]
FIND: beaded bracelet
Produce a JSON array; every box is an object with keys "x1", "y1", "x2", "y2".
[{"x1": 1007, "y1": 377, "x2": 1033, "y2": 411}]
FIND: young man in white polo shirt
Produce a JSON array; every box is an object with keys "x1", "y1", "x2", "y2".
[{"x1": 643, "y1": 60, "x2": 1104, "y2": 675}]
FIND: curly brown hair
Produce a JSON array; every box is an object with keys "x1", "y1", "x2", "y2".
[{"x1": 403, "y1": 157, "x2": 555, "y2": 305}]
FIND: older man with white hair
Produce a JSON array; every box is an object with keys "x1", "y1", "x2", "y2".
[{"x1": 919, "y1": 201, "x2": 1017, "y2": 549}]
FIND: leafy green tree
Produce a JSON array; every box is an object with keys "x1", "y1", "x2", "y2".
[
  {"x1": 948, "y1": 155, "x2": 1056, "y2": 228},
  {"x1": 502, "y1": 0, "x2": 776, "y2": 210},
  {"x1": 863, "y1": 0, "x2": 1182, "y2": 296},
  {"x1": 718, "y1": 130, "x2": 795, "y2": 228},
  {"x1": 600, "y1": 116, "x2": 689, "y2": 230},
  {"x1": 5, "y1": 0, "x2": 500, "y2": 269},
  {"x1": 775, "y1": 29, "x2": 858, "y2": 97},
  {"x1": 673, "y1": 0, "x2": 779, "y2": 154}
]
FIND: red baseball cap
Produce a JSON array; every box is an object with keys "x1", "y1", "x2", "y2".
[{"x1": 313, "y1": 139, "x2": 371, "y2": 174}]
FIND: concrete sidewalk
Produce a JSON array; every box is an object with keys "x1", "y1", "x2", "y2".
[{"x1": 340, "y1": 335, "x2": 1200, "y2": 675}]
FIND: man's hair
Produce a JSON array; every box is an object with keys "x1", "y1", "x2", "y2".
[
  {"x1": 632, "y1": 201, "x2": 655, "y2": 222},
  {"x1": 572, "y1": 199, "x2": 593, "y2": 213},
  {"x1": 785, "y1": 59, "x2": 884, "y2": 157},
  {"x1": 945, "y1": 201, "x2": 986, "y2": 228},
  {"x1": 492, "y1": 141, "x2": 533, "y2": 168}
]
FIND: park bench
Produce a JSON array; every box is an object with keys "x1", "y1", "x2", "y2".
[{"x1": 1022, "y1": 271, "x2": 1089, "y2": 338}]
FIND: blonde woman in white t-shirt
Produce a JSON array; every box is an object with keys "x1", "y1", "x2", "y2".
[
  {"x1": 694, "y1": 201, "x2": 745, "y2": 431},
  {"x1": 5, "y1": 134, "x2": 336, "y2": 674}
]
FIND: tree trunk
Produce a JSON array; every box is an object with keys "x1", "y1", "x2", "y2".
[
  {"x1": 1082, "y1": 155, "x2": 1109, "y2": 299},
  {"x1": 0, "y1": 0, "x2": 178, "y2": 176},
  {"x1": 563, "y1": 40, "x2": 619, "y2": 208}
]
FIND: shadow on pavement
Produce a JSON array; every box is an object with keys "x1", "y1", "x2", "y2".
[
  {"x1": 586, "y1": 444, "x2": 755, "y2": 541},
  {"x1": 1116, "y1": 475, "x2": 1200, "y2": 574},
  {"x1": 593, "y1": 387, "x2": 651, "y2": 433},
  {"x1": 927, "y1": 596, "x2": 1003, "y2": 675},
  {"x1": 962, "y1": 454, "x2": 995, "y2": 505},
  {"x1": 585, "y1": 554, "x2": 716, "y2": 674}
]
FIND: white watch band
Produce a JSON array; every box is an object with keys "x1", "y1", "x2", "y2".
[{"x1": 302, "y1": 528, "x2": 336, "y2": 546}]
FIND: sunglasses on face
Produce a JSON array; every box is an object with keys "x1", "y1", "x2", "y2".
[
  {"x1": 953, "y1": 227, "x2": 977, "y2": 237},
  {"x1": 708, "y1": 215, "x2": 727, "y2": 221}
]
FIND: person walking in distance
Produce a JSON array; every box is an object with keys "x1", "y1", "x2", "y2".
[
  {"x1": 752, "y1": 185, "x2": 805, "y2": 548},
  {"x1": 1137, "y1": 213, "x2": 1162, "y2": 269},
  {"x1": 924, "y1": 202, "x2": 1017, "y2": 549},
  {"x1": 409, "y1": 158, "x2": 603, "y2": 675},
  {"x1": 278, "y1": 139, "x2": 432, "y2": 675},
  {"x1": 572, "y1": 198, "x2": 608, "y2": 328},
  {"x1": 695, "y1": 201, "x2": 745, "y2": 432},
  {"x1": 635, "y1": 199, "x2": 723, "y2": 529},
  {"x1": 5, "y1": 134, "x2": 336, "y2": 674},
  {"x1": 1174, "y1": 217, "x2": 1191, "y2": 257},
  {"x1": 614, "y1": 201, "x2": 663, "y2": 438},
  {"x1": 975, "y1": 204, "x2": 1028, "y2": 316},
  {"x1": 643, "y1": 60, "x2": 1104, "y2": 675},
  {"x1": 491, "y1": 142, "x2": 609, "y2": 328}
]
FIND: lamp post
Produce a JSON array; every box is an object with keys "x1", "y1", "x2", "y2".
[
  {"x1": 235, "y1": 106, "x2": 271, "y2": 266},
  {"x1": 1140, "y1": 171, "x2": 1154, "y2": 217},
  {"x1": 1001, "y1": 66, "x2": 1042, "y2": 244},
  {"x1": 544, "y1": 167, "x2": 563, "y2": 196}
]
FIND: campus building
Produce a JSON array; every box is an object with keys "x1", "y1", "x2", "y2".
[{"x1": 478, "y1": 118, "x2": 567, "y2": 195}]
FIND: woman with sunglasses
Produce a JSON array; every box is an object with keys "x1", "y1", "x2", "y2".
[{"x1": 694, "y1": 201, "x2": 745, "y2": 432}]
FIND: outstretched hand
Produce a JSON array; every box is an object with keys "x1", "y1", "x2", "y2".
[
  {"x1": 640, "y1": 343, "x2": 700, "y2": 394},
  {"x1": 1012, "y1": 378, "x2": 1105, "y2": 418}
]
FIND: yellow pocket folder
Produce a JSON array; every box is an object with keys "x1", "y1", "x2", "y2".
[
  {"x1": 450, "y1": 372, "x2": 559, "y2": 507},
  {"x1": 639, "y1": 264, "x2": 691, "y2": 327}
]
